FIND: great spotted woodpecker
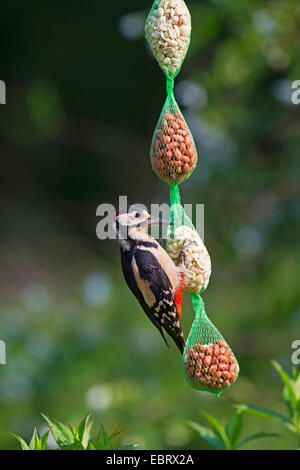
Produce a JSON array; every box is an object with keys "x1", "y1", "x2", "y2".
[{"x1": 114, "y1": 205, "x2": 186, "y2": 353}]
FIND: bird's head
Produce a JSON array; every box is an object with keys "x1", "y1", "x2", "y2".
[{"x1": 114, "y1": 205, "x2": 169, "y2": 246}]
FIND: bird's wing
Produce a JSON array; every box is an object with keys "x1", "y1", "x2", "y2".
[
  {"x1": 133, "y1": 248, "x2": 185, "y2": 353},
  {"x1": 120, "y1": 248, "x2": 170, "y2": 348}
]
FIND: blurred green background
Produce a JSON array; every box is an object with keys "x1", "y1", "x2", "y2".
[{"x1": 0, "y1": 0, "x2": 299, "y2": 450}]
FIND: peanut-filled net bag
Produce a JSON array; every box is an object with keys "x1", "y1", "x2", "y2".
[
  {"x1": 145, "y1": 0, "x2": 191, "y2": 79},
  {"x1": 150, "y1": 91, "x2": 197, "y2": 185},
  {"x1": 167, "y1": 185, "x2": 239, "y2": 395},
  {"x1": 183, "y1": 294, "x2": 239, "y2": 396}
]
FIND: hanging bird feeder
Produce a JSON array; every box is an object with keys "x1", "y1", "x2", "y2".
[{"x1": 145, "y1": 0, "x2": 239, "y2": 396}]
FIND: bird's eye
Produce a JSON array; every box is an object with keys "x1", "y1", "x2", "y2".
[{"x1": 135, "y1": 212, "x2": 140, "y2": 218}]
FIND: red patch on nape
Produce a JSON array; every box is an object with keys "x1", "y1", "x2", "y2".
[{"x1": 174, "y1": 274, "x2": 186, "y2": 317}]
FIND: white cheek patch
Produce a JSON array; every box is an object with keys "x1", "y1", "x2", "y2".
[{"x1": 118, "y1": 214, "x2": 130, "y2": 225}]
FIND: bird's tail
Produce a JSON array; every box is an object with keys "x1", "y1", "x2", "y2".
[
  {"x1": 158, "y1": 325, "x2": 170, "y2": 350},
  {"x1": 158, "y1": 322, "x2": 185, "y2": 354},
  {"x1": 165, "y1": 322, "x2": 185, "y2": 354},
  {"x1": 172, "y1": 330, "x2": 185, "y2": 354}
]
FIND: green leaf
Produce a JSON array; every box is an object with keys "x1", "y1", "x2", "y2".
[
  {"x1": 236, "y1": 405, "x2": 290, "y2": 424},
  {"x1": 185, "y1": 420, "x2": 225, "y2": 450},
  {"x1": 89, "y1": 423, "x2": 111, "y2": 450},
  {"x1": 98, "y1": 423, "x2": 111, "y2": 449},
  {"x1": 29, "y1": 427, "x2": 41, "y2": 450},
  {"x1": 292, "y1": 368, "x2": 299, "y2": 381},
  {"x1": 236, "y1": 432, "x2": 279, "y2": 449},
  {"x1": 294, "y1": 372, "x2": 300, "y2": 400},
  {"x1": 78, "y1": 413, "x2": 93, "y2": 449},
  {"x1": 89, "y1": 435, "x2": 104, "y2": 450},
  {"x1": 78, "y1": 413, "x2": 90, "y2": 440},
  {"x1": 40, "y1": 429, "x2": 50, "y2": 450},
  {"x1": 41, "y1": 413, "x2": 74, "y2": 448},
  {"x1": 86, "y1": 442, "x2": 97, "y2": 450},
  {"x1": 11, "y1": 433, "x2": 30, "y2": 450},
  {"x1": 226, "y1": 409, "x2": 243, "y2": 448},
  {"x1": 272, "y1": 361, "x2": 297, "y2": 412},
  {"x1": 69, "y1": 424, "x2": 79, "y2": 441},
  {"x1": 60, "y1": 439, "x2": 85, "y2": 450},
  {"x1": 202, "y1": 413, "x2": 232, "y2": 450}
]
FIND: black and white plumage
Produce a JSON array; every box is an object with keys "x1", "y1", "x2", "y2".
[{"x1": 114, "y1": 205, "x2": 186, "y2": 353}]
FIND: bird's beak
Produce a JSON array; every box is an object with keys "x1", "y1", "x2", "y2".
[{"x1": 146, "y1": 217, "x2": 172, "y2": 226}]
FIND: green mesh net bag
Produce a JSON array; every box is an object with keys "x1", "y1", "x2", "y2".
[
  {"x1": 183, "y1": 294, "x2": 239, "y2": 396},
  {"x1": 166, "y1": 185, "x2": 240, "y2": 395},
  {"x1": 167, "y1": 184, "x2": 211, "y2": 293},
  {"x1": 145, "y1": 0, "x2": 191, "y2": 79},
  {"x1": 150, "y1": 84, "x2": 197, "y2": 185}
]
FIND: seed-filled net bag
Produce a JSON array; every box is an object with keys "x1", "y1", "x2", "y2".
[
  {"x1": 167, "y1": 184, "x2": 211, "y2": 293},
  {"x1": 167, "y1": 185, "x2": 239, "y2": 395},
  {"x1": 150, "y1": 89, "x2": 197, "y2": 185},
  {"x1": 145, "y1": 0, "x2": 191, "y2": 79}
]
